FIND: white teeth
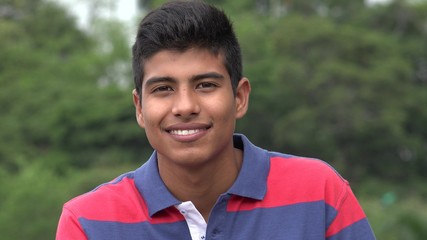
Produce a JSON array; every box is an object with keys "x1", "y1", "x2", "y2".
[{"x1": 170, "y1": 129, "x2": 201, "y2": 136}]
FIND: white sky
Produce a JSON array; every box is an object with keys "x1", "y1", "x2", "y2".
[
  {"x1": 52, "y1": 0, "x2": 391, "y2": 33},
  {"x1": 54, "y1": 0, "x2": 390, "y2": 30},
  {"x1": 53, "y1": 0, "x2": 139, "y2": 29}
]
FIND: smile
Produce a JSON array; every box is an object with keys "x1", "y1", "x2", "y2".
[
  {"x1": 165, "y1": 124, "x2": 212, "y2": 142},
  {"x1": 169, "y1": 129, "x2": 203, "y2": 136}
]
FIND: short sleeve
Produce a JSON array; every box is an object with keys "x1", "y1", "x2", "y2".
[{"x1": 56, "y1": 206, "x2": 87, "y2": 240}]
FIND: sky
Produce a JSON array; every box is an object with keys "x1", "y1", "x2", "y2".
[
  {"x1": 54, "y1": 0, "x2": 391, "y2": 31},
  {"x1": 53, "y1": 0, "x2": 139, "y2": 30}
]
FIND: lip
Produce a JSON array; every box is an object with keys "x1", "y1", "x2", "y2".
[{"x1": 164, "y1": 123, "x2": 212, "y2": 142}]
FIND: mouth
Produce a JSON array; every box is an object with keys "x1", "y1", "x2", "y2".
[
  {"x1": 168, "y1": 126, "x2": 211, "y2": 135},
  {"x1": 165, "y1": 124, "x2": 212, "y2": 141},
  {"x1": 169, "y1": 129, "x2": 203, "y2": 136}
]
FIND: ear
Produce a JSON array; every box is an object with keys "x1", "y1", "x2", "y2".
[
  {"x1": 235, "y1": 78, "x2": 251, "y2": 119},
  {"x1": 132, "y1": 89, "x2": 145, "y2": 128}
]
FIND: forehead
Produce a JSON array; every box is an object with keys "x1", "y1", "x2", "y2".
[{"x1": 142, "y1": 48, "x2": 228, "y2": 82}]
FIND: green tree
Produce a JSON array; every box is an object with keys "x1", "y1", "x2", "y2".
[
  {"x1": 230, "y1": 0, "x2": 427, "y2": 181},
  {"x1": 0, "y1": 0, "x2": 149, "y2": 172},
  {"x1": 0, "y1": 1, "x2": 146, "y2": 238}
]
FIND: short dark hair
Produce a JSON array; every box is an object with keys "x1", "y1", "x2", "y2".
[{"x1": 132, "y1": 0, "x2": 242, "y2": 96}]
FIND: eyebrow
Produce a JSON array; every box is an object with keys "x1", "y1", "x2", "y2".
[
  {"x1": 191, "y1": 72, "x2": 225, "y2": 81},
  {"x1": 144, "y1": 72, "x2": 225, "y2": 88},
  {"x1": 144, "y1": 76, "x2": 175, "y2": 88}
]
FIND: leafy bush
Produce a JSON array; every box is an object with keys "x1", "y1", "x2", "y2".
[{"x1": 361, "y1": 196, "x2": 427, "y2": 240}]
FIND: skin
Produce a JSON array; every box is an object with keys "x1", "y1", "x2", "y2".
[{"x1": 132, "y1": 48, "x2": 251, "y2": 221}]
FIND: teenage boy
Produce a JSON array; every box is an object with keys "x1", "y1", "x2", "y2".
[{"x1": 56, "y1": 1, "x2": 376, "y2": 239}]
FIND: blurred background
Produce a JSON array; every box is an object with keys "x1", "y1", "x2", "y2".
[{"x1": 1, "y1": 0, "x2": 427, "y2": 239}]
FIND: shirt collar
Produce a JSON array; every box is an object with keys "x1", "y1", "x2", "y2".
[
  {"x1": 134, "y1": 152, "x2": 181, "y2": 217},
  {"x1": 134, "y1": 134, "x2": 270, "y2": 217},
  {"x1": 227, "y1": 134, "x2": 270, "y2": 200}
]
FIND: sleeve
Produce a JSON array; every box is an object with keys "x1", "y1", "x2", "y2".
[
  {"x1": 56, "y1": 206, "x2": 88, "y2": 240},
  {"x1": 325, "y1": 183, "x2": 376, "y2": 240}
]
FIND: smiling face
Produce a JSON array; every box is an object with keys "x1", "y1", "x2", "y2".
[{"x1": 133, "y1": 48, "x2": 250, "y2": 169}]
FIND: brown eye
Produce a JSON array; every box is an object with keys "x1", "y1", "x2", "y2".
[
  {"x1": 197, "y1": 82, "x2": 217, "y2": 89},
  {"x1": 153, "y1": 86, "x2": 173, "y2": 93}
]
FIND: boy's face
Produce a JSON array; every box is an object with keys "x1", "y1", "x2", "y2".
[{"x1": 133, "y1": 48, "x2": 250, "y2": 168}]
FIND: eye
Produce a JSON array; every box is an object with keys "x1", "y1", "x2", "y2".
[
  {"x1": 196, "y1": 82, "x2": 218, "y2": 89},
  {"x1": 152, "y1": 85, "x2": 173, "y2": 93}
]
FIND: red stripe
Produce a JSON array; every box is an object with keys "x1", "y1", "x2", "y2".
[
  {"x1": 227, "y1": 156, "x2": 367, "y2": 235},
  {"x1": 65, "y1": 177, "x2": 184, "y2": 224},
  {"x1": 228, "y1": 156, "x2": 346, "y2": 211},
  {"x1": 325, "y1": 187, "x2": 366, "y2": 237}
]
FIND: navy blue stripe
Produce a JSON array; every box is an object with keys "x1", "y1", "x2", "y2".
[
  {"x1": 79, "y1": 201, "x2": 339, "y2": 239},
  {"x1": 224, "y1": 201, "x2": 337, "y2": 239},
  {"x1": 326, "y1": 218, "x2": 376, "y2": 240},
  {"x1": 79, "y1": 218, "x2": 191, "y2": 240}
]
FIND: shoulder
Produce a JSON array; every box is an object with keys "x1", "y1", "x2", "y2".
[
  {"x1": 63, "y1": 171, "x2": 148, "y2": 221},
  {"x1": 266, "y1": 152, "x2": 349, "y2": 207},
  {"x1": 269, "y1": 152, "x2": 347, "y2": 184}
]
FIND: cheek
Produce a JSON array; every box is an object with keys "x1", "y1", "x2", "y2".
[
  {"x1": 141, "y1": 103, "x2": 164, "y2": 128},
  {"x1": 209, "y1": 97, "x2": 237, "y2": 122}
]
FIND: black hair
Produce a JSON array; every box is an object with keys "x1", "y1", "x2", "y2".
[{"x1": 132, "y1": 0, "x2": 242, "y2": 96}]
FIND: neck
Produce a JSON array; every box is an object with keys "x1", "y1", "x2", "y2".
[{"x1": 158, "y1": 147, "x2": 243, "y2": 222}]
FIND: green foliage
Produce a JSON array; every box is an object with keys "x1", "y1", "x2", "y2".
[
  {"x1": 361, "y1": 196, "x2": 427, "y2": 240},
  {"x1": 0, "y1": 1, "x2": 150, "y2": 236},
  {"x1": 354, "y1": 178, "x2": 427, "y2": 240},
  {"x1": 0, "y1": 158, "x2": 137, "y2": 239},
  {"x1": 0, "y1": 0, "x2": 151, "y2": 172},
  {"x1": 268, "y1": 15, "x2": 414, "y2": 180},
  {"x1": 0, "y1": 160, "x2": 68, "y2": 239},
  {"x1": 232, "y1": 1, "x2": 427, "y2": 181}
]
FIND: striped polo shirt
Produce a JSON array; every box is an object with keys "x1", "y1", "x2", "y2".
[{"x1": 56, "y1": 134, "x2": 375, "y2": 239}]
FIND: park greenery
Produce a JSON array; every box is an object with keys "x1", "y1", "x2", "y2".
[{"x1": 1, "y1": 0, "x2": 427, "y2": 239}]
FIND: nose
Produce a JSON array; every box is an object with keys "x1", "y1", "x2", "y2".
[{"x1": 171, "y1": 88, "x2": 201, "y2": 118}]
